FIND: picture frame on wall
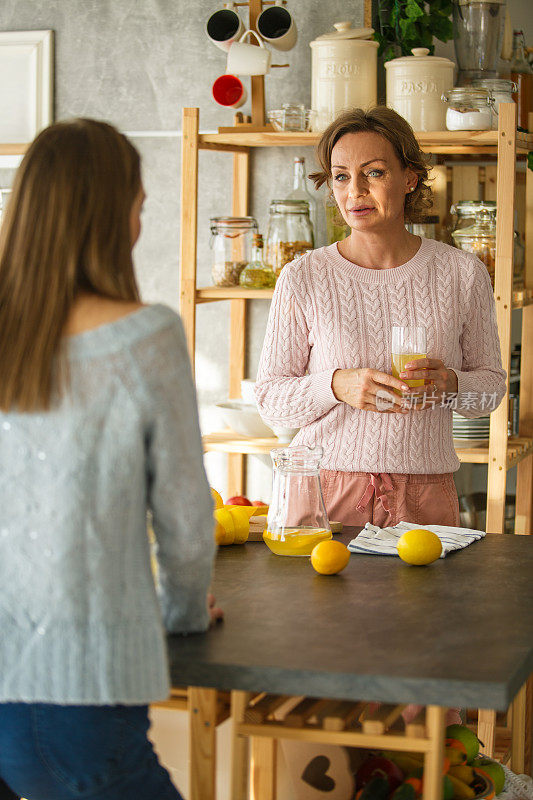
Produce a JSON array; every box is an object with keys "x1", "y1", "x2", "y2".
[{"x1": 0, "y1": 30, "x2": 53, "y2": 144}]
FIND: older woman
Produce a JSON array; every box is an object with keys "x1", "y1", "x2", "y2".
[{"x1": 255, "y1": 106, "x2": 506, "y2": 529}]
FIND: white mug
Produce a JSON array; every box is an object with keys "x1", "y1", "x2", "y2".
[
  {"x1": 226, "y1": 30, "x2": 271, "y2": 76},
  {"x1": 256, "y1": 1, "x2": 297, "y2": 52},
  {"x1": 206, "y1": 3, "x2": 244, "y2": 52}
]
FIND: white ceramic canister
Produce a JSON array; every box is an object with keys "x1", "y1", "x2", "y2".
[
  {"x1": 385, "y1": 48, "x2": 455, "y2": 131},
  {"x1": 310, "y1": 21, "x2": 378, "y2": 132}
]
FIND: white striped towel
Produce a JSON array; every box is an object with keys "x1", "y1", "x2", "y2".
[{"x1": 348, "y1": 521, "x2": 486, "y2": 558}]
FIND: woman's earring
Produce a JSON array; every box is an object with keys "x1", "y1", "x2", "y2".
[{"x1": 410, "y1": 186, "x2": 415, "y2": 192}]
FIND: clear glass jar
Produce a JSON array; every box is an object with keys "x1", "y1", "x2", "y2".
[
  {"x1": 452, "y1": 209, "x2": 496, "y2": 286},
  {"x1": 265, "y1": 200, "x2": 314, "y2": 277},
  {"x1": 264, "y1": 445, "x2": 331, "y2": 557},
  {"x1": 325, "y1": 194, "x2": 350, "y2": 245},
  {"x1": 210, "y1": 216, "x2": 258, "y2": 287},
  {"x1": 239, "y1": 233, "x2": 277, "y2": 289},
  {"x1": 472, "y1": 78, "x2": 518, "y2": 129},
  {"x1": 442, "y1": 87, "x2": 493, "y2": 131},
  {"x1": 405, "y1": 214, "x2": 439, "y2": 239}
]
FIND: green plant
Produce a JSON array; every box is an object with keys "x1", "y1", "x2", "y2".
[{"x1": 375, "y1": 0, "x2": 453, "y2": 61}]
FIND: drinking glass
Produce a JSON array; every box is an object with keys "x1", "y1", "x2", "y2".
[{"x1": 391, "y1": 325, "x2": 427, "y2": 390}]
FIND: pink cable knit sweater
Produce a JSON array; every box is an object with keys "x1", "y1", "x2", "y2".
[{"x1": 255, "y1": 238, "x2": 506, "y2": 474}]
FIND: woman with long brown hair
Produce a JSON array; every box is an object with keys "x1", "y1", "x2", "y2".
[{"x1": 0, "y1": 119, "x2": 220, "y2": 799}]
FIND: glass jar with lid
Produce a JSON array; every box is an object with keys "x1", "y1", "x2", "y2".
[
  {"x1": 265, "y1": 199, "x2": 314, "y2": 277},
  {"x1": 442, "y1": 87, "x2": 493, "y2": 131},
  {"x1": 210, "y1": 216, "x2": 258, "y2": 287},
  {"x1": 452, "y1": 209, "x2": 496, "y2": 285},
  {"x1": 471, "y1": 78, "x2": 518, "y2": 129}
]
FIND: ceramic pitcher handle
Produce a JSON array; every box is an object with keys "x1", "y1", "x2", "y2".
[{"x1": 239, "y1": 29, "x2": 265, "y2": 48}]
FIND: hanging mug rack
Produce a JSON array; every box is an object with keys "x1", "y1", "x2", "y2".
[{"x1": 210, "y1": 0, "x2": 292, "y2": 132}]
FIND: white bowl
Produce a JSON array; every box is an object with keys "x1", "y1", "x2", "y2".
[
  {"x1": 271, "y1": 426, "x2": 299, "y2": 443},
  {"x1": 216, "y1": 400, "x2": 274, "y2": 438}
]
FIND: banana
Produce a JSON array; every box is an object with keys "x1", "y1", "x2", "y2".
[
  {"x1": 381, "y1": 751, "x2": 423, "y2": 776},
  {"x1": 447, "y1": 772, "x2": 476, "y2": 799},
  {"x1": 448, "y1": 765, "x2": 475, "y2": 785}
]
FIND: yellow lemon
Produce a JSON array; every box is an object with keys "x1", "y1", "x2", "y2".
[
  {"x1": 213, "y1": 508, "x2": 235, "y2": 545},
  {"x1": 225, "y1": 505, "x2": 258, "y2": 519},
  {"x1": 211, "y1": 488, "x2": 224, "y2": 510},
  {"x1": 397, "y1": 528, "x2": 442, "y2": 565},
  {"x1": 227, "y1": 507, "x2": 250, "y2": 544},
  {"x1": 311, "y1": 540, "x2": 350, "y2": 575}
]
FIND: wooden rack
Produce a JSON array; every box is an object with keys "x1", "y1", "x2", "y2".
[{"x1": 180, "y1": 104, "x2": 533, "y2": 535}]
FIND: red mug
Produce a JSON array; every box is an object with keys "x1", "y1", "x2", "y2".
[{"x1": 212, "y1": 74, "x2": 247, "y2": 108}]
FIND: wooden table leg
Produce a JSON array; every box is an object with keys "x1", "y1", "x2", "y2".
[
  {"x1": 188, "y1": 687, "x2": 217, "y2": 800},
  {"x1": 423, "y1": 706, "x2": 446, "y2": 800},
  {"x1": 511, "y1": 681, "x2": 527, "y2": 774},
  {"x1": 251, "y1": 736, "x2": 277, "y2": 800},
  {"x1": 478, "y1": 709, "x2": 497, "y2": 757},
  {"x1": 231, "y1": 690, "x2": 250, "y2": 800}
]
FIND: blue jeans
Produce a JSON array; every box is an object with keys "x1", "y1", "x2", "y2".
[{"x1": 0, "y1": 703, "x2": 182, "y2": 800}]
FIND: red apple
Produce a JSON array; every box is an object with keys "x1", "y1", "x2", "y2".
[
  {"x1": 226, "y1": 495, "x2": 252, "y2": 506},
  {"x1": 252, "y1": 500, "x2": 266, "y2": 506}
]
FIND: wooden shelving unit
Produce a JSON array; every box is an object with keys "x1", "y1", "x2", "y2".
[{"x1": 180, "y1": 101, "x2": 533, "y2": 536}]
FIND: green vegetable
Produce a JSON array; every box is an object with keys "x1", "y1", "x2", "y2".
[
  {"x1": 375, "y1": 0, "x2": 453, "y2": 61},
  {"x1": 391, "y1": 783, "x2": 417, "y2": 800},
  {"x1": 356, "y1": 776, "x2": 390, "y2": 800}
]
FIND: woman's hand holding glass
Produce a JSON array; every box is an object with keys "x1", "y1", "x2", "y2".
[
  {"x1": 332, "y1": 368, "x2": 410, "y2": 412},
  {"x1": 400, "y1": 357, "x2": 458, "y2": 407}
]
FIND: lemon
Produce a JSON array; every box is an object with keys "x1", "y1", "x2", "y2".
[
  {"x1": 397, "y1": 528, "x2": 442, "y2": 565},
  {"x1": 211, "y1": 488, "x2": 224, "y2": 510},
  {"x1": 227, "y1": 507, "x2": 250, "y2": 543},
  {"x1": 213, "y1": 508, "x2": 235, "y2": 545},
  {"x1": 311, "y1": 540, "x2": 350, "y2": 575}
]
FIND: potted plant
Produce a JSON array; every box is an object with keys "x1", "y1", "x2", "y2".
[{"x1": 375, "y1": 0, "x2": 453, "y2": 61}]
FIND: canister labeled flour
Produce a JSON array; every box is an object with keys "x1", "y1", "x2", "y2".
[
  {"x1": 385, "y1": 48, "x2": 455, "y2": 131},
  {"x1": 310, "y1": 22, "x2": 378, "y2": 131}
]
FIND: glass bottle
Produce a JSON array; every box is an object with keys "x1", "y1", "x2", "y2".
[
  {"x1": 510, "y1": 30, "x2": 533, "y2": 130},
  {"x1": 239, "y1": 233, "x2": 276, "y2": 289},
  {"x1": 264, "y1": 445, "x2": 332, "y2": 557},
  {"x1": 287, "y1": 157, "x2": 318, "y2": 245},
  {"x1": 265, "y1": 200, "x2": 314, "y2": 277},
  {"x1": 325, "y1": 194, "x2": 351, "y2": 245}
]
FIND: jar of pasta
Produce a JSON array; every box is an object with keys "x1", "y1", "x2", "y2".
[{"x1": 265, "y1": 200, "x2": 314, "y2": 277}]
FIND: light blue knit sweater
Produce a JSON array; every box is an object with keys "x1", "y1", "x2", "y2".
[{"x1": 0, "y1": 304, "x2": 215, "y2": 704}]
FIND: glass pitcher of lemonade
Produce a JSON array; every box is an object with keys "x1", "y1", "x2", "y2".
[
  {"x1": 264, "y1": 445, "x2": 332, "y2": 557},
  {"x1": 391, "y1": 325, "x2": 427, "y2": 395}
]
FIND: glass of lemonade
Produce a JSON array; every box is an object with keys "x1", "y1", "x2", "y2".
[{"x1": 391, "y1": 325, "x2": 427, "y2": 394}]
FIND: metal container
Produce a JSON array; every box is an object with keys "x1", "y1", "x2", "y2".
[
  {"x1": 385, "y1": 48, "x2": 455, "y2": 132},
  {"x1": 310, "y1": 21, "x2": 378, "y2": 132},
  {"x1": 452, "y1": 0, "x2": 507, "y2": 83}
]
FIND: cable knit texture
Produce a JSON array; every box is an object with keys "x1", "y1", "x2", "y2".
[
  {"x1": 0, "y1": 305, "x2": 215, "y2": 704},
  {"x1": 255, "y1": 239, "x2": 506, "y2": 474}
]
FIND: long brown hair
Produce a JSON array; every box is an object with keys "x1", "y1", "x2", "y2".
[
  {"x1": 309, "y1": 106, "x2": 432, "y2": 223},
  {"x1": 0, "y1": 118, "x2": 141, "y2": 412}
]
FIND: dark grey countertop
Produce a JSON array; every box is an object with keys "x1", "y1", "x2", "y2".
[{"x1": 167, "y1": 530, "x2": 533, "y2": 710}]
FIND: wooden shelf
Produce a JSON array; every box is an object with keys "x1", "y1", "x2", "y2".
[
  {"x1": 456, "y1": 436, "x2": 533, "y2": 468},
  {"x1": 196, "y1": 286, "x2": 274, "y2": 303},
  {"x1": 0, "y1": 143, "x2": 28, "y2": 155},
  {"x1": 203, "y1": 430, "x2": 279, "y2": 454},
  {"x1": 199, "y1": 129, "x2": 533, "y2": 155}
]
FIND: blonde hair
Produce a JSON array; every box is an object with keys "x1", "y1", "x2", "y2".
[
  {"x1": 309, "y1": 106, "x2": 433, "y2": 223},
  {"x1": 0, "y1": 118, "x2": 141, "y2": 412}
]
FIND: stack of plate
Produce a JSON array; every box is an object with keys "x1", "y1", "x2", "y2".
[{"x1": 452, "y1": 412, "x2": 490, "y2": 448}]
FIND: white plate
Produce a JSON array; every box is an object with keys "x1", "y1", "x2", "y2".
[{"x1": 453, "y1": 438, "x2": 489, "y2": 448}]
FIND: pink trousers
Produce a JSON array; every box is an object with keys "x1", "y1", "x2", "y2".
[
  {"x1": 321, "y1": 469, "x2": 461, "y2": 726},
  {"x1": 320, "y1": 470, "x2": 460, "y2": 529}
]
